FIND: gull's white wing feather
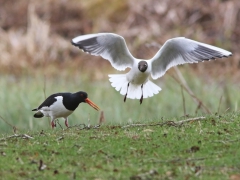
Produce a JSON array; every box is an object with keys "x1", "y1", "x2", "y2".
[
  {"x1": 150, "y1": 37, "x2": 232, "y2": 79},
  {"x1": 72, "y1": 33, "x2": 135, "y2": 71}
]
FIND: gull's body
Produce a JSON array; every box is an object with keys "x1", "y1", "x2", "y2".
[{"x1": 72, "y1": 33, "x2": 232, "y2": 104}]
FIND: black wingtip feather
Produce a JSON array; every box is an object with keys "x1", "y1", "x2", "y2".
[
  {"x1": 71, "y1": 40, "x2": 77, "y2": 46},
  {"x1": 33, "y1": 112, "x2": 44, "y2": 118},
  {"x1": 224, "y1": 54, "x2": 232, "y2": 57},
  {"x1": 71, "y1": 41, "x2": 78, "y2": 47},
  {"x1": 71, "y1": 41, "x2": 85, "y2": 51}
]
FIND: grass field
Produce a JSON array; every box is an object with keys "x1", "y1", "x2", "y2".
[
  {"x1": 0, "y1": 113, "x2": 240, "y2": 179},
  {"x1": 0, "y1": 66, "x2": 239, "y2": 133},
  {"x1": 0, "y1": 67, "x2": 240, "y2": 179}
]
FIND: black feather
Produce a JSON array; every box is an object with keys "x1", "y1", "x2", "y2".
[{"x1": 34, "y1": 112, "x2": 44, "y2": 118}]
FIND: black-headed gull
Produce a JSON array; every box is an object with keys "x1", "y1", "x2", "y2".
[
  {"x1": 71, "y1": 33, "x2": 232, "y2": 104},
  {"x1": 32, "y1": 91, "x2": 100, "y2": 128}
]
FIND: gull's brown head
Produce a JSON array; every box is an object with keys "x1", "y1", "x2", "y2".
[{"x1": 138, "y1": 61, "x2": 148, "y2": 73}]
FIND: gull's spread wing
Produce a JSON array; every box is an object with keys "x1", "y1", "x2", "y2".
[
  {"x1": 72, "y1": 33, "x2": 135, "y2": 71},
  {"x1": 150, "y1": 37, "x2": 232, "y2": 79}
]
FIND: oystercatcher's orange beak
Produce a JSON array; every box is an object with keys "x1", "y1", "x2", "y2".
[{"x1": 85, "y1": 98, "x2": 100, "y2": 111}]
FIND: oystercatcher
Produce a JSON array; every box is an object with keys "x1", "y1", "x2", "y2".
[
  {"x1": 32, "y1": 91, "x2": 100, "y2": 128},
  {"x1": 72, "y1": 33, "x2": 232, "y2": 104}
]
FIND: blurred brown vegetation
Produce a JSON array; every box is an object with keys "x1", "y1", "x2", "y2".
[{"x1": 0, "y1": 0, "x2": 239, "y2": 80}]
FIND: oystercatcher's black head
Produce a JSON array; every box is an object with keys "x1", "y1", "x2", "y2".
[
  {"x1": 75, "y1": 91, "x2": 100, "y2": 111},
  {"x1": 138, "y1": 61, "x2": 148, "y2": 73},
  {"x1": 76, "y1": 91, "x2": 88, "y2": 101}
]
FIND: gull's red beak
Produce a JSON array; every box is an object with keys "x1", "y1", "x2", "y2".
[{"x1": 85, "y1": 98, "x2": 100, "y2": 111}]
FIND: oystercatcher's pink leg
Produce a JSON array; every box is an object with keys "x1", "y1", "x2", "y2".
[
  {"x1": 64, "y1": 118, "x2": 69, "y2": 127},
  {"x1": 51, "y1": 119, "x2": 56, "y2": 129}
]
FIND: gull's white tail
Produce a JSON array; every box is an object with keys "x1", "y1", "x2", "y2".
[{"x1": 108, "y1": 74, "x2": 161, "y2": 99}]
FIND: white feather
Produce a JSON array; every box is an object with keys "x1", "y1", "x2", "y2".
[
  {"x1": 109, "y1": 74, "x2": 127, "y2": 91},
  {"x1": 108, "y1": 74, "x2": 161, "y2": 99},
  {"x1": 120, "y1": 82, "x2": 129, "y2": 95},
  {"x1": 127, "y1": 83, "x2": 141, "y2": 99}
]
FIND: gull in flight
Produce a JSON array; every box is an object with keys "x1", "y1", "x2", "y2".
[{"x1": 72, "y1": 33, "x2": 232, "y2": 104}]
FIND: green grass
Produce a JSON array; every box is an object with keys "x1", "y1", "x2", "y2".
[
  {"x1": 0, "y1": 67, "x2": 239, "y2": 133},
  {"x1": 0, "y1": 113, "x2": 240, "y2": 179},
  {"x1": 0, "y1": 68, "x2": 240, "y2": 179}
]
